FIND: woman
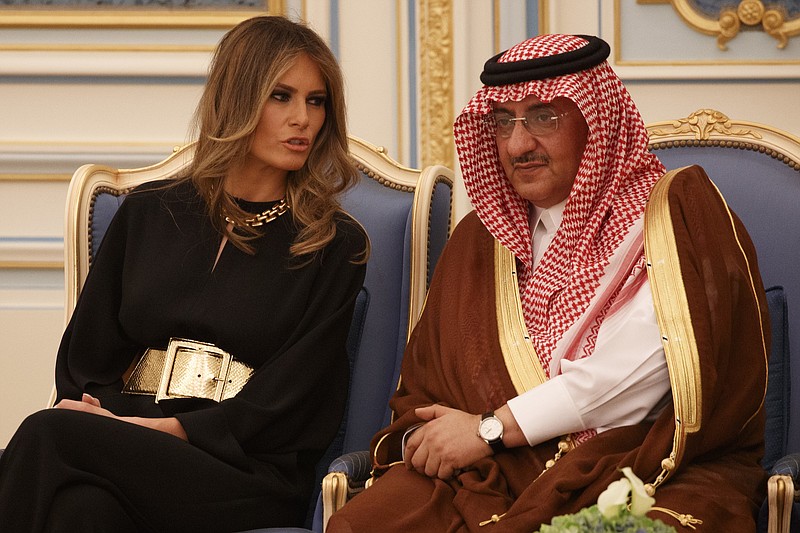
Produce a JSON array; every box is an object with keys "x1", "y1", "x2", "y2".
[{"x1": 0, "y1": 16, "x2": 368, "y2": 532}]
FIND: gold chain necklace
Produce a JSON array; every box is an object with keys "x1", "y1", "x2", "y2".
[{"x1": 225, "y1": 197, "x2": 291, "y2": 227}]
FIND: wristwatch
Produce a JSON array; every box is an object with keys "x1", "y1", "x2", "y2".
[{"x1": 478, "y1": 411, "x2": 506, "y2": 454}]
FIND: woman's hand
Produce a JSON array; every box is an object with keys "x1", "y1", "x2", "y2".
[
  {"x1": 55, "y1": 393, "x2": 188, "y2": 442},
  {"x1": 55, "y1": 393, "x2": 117, "y2": 419}
]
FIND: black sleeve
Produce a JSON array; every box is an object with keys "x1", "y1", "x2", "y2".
[{"x1": 175, "y1": 219, "x2": 367, "y2": 465}]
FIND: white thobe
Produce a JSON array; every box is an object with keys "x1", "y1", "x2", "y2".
[{"x1": 507, "y1": 202, "x2": 671, "y2": 446}]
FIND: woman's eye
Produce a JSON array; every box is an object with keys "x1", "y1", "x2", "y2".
[
  {"x1": 308, "y1": 96, "x2": 327, "y2": 107},
  {"x1": 271, "y1": 92, "x2": 290, "y2": 102}
]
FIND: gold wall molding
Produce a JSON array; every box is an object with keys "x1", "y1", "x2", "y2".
[
  {"x1": 396, "y1": 0, "x2": 408, "y2": 165},
  {"x1": 539, "y1": 0, "x2": 550, "y2": 34},
  {"x1": 419, "y1": 0, "x2": 455, "y2": 169},
  {"x1": 0, "y1": 12, "x2": 263, "y2": 29},
  {"x1": 0, "y1": 1, "x2": 282, "y2": 28},
  {"x1": 0, "y1": 1, "x2": 284, "y2": 53},
  {"x1": 0, "y1": 174, "x2": 71, "y2": 182},
  {"x1": 1, "y1": 44, "x2": 215, "y2": 53},
  {"x1": 493, "y1": 0, "x2": 502, "y2": 55},
  {"x1": 640, "y1": 0, "x2": 800, "y2": 50}
]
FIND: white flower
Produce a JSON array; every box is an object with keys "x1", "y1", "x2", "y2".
[
  {"x1": 597, "y1": 477, "x2": 632, "y2": 518},
  {"x1": 597, "y1": 467, "x2": 656, "y2": 519},
  {"x1": 620, "y1": 467, "x2": 655, "y2": 516}
]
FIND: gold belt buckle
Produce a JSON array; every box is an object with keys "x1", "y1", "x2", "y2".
[{"x1": 156, "y1": 337, "x2": 233, "y2": 403}]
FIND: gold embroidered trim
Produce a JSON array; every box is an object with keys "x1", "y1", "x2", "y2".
[
  {"x1": 368, "y1": 432, "x2": 402, "y2": 485},
  {"x1": 370, "y1": 460, "x2": 404, "y2": 477},
  {"x1": 643, "y1": 167, "x2": 703, "y2": 489},
  {"x1": 494, "y1": 240, "x2": 547, "y2": 394},
  {"x1": 533, "y1": 436, "x2": 576, "y2": 483},
  {"x1": 651, "y1": 506, "x2": 703, "y2": 529},
  {"x1": 371, "y1": 432, "x2": 393, "y2": 473},
  {"x1": 478, "y1": 512, "x2": 507, "y2": 527}
]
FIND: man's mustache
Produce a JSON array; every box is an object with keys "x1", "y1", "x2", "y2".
[{"x1": 511, "y1": 153, "x2": 549, "y2": 166}]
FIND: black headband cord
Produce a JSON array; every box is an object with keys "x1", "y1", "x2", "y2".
[{"x1": 480, "y1": 35, "x2": 611, "y2": 86}]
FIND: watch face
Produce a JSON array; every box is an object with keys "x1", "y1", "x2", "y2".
[{"x1": 480, "y1": 417, "x2": 503, "y2": 441}]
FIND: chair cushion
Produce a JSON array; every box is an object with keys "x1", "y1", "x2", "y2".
[
  {"x1": 339, "y1": 173, "x2": 414, "y2": 453},
  {"x1": 303, "y1": 288, "x2": 369, "y2": 527},
  {"x1": 91, "y1": 192, "x2": 128, "y2": 260},
  {"x1": 764, "y1": 285, "x2": 790, "y2": 471}
]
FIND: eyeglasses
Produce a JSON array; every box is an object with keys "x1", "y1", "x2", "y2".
[{"x1": 486, "y1": 107, "x2": 572, "y2": 138}]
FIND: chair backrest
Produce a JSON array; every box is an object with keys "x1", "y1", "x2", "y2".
[
  {"x1": 64, "y1": 136, "x2": 454, "y2": 528},
  {"x1": 337, "y1": 136, "x2": 453, "y2": 453},
  {"x1": 646, "y1": 109, "x2": 800, "y2": 466}
]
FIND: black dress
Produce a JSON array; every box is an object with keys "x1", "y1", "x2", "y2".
[{"x1": 0, "y1": 179, "x2": 367, "y2": 532}]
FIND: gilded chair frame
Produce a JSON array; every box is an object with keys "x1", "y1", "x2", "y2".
[{"x1": 647, "y1": 108, "x2": 800, "y2": 168}]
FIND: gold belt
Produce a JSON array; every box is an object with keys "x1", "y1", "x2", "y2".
[{"x1": 122, "y1": 338, "x2": 255, "y2": 403}]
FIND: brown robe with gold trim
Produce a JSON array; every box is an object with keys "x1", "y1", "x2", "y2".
[{"x1": 328, "y1": 166, "x2": 767, "y2": 532}]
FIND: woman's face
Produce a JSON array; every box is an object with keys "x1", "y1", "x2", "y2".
[{"x1": 237, "y1": 53, "x2": 327, "y2": 197}]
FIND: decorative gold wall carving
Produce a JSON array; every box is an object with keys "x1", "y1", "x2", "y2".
[
  {"x1": 419, "y1": 0, "x2": 455, "y2": 169},
  {"x1": 640, "y1": 0, "x2": 800, "y2": 49}
]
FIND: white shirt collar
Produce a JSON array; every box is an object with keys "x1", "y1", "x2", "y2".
[
  {"x1": 531, "y1": 198, "x2": 567, "y2": 234},
  {"x1": 530, "y1": 199, "x2": 567, "y2": 269}
]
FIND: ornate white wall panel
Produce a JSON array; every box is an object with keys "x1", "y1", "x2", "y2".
[
  {"x1": 497, "y1": 0, "x2": 530, "y2": 51},
  {"x1": 339, "y1": 1, "x2": 401, "y2": 160},
  {"x1": 612, "y1": 0, "x2": 800, "y2": 78},
  {"x1": 0, "y1": 290, "x2": 63, "y2": 447},
  {"x1": 451, "y1": 0, "x2": 494, "y2": 219},
  {"x1": 0, "y1": 181, "x2": 66, "y2": 241},
  {"x1": 546, "y1": 0, "x2": 602, "y2": 35},
  {"x1": 303, "y1": 0, "x2": 333, "y2": 43},
  {"x1": 0, "y1": 81, "x2": 201, "y2": 145}
]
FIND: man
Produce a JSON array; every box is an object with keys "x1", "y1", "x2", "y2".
[{"x1": 328, "y1": 34, "x2": 767, "y2": 531}]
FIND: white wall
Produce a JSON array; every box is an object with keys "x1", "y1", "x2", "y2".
[{"x1": 1, "y1": 0, "x2": 798, "y2": 446}]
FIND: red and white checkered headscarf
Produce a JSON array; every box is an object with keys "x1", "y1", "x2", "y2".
[{"x1": 454, "y1": 34, "x2": 665, "y2": 377}]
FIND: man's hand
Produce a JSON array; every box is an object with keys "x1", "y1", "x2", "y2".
[{"x1": 403, "y1": 404, "x2": 492, "y2": 479}]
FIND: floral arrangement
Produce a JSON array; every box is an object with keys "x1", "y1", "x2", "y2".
[{"x1": 537, "y1": 468, "x2": 676, "y2": 533}]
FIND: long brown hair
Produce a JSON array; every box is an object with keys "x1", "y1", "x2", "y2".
[{"x1": 187, "y1": 16, "x2": 363, "y2": 260}]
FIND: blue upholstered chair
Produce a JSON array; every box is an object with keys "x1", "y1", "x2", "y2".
[
  {"x1": 60, "y1": 137, "x2": 454, "y2": 532},
  {"x1": 646, "y1": 109, "x2": 800, "y2": 533}
]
